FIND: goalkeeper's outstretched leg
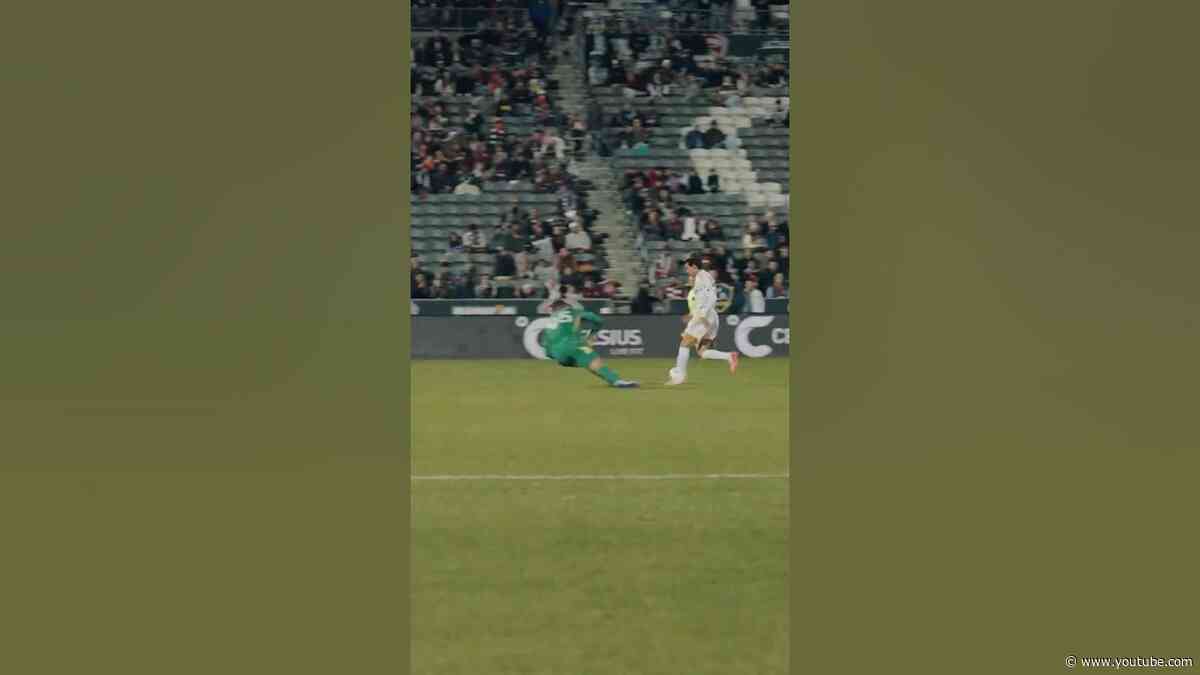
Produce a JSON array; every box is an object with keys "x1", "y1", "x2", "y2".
[
  {"x1": 585, "y1": 354, "x2": 640, "y2": 389},
  {"x1": 561, "y1": 347, "x2": 638, "y2": 388}
]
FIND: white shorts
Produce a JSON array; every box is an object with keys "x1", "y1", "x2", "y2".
[{"x1": 683, "y1": 310, "x2": 719, "y2": 342}]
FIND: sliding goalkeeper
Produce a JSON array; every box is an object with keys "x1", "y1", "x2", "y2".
[{"x1": 541, "y1": 300, "x2": 639, "y2": 389}]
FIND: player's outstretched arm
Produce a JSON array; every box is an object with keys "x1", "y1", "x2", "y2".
[{"x1": 579, "y1": 310, "x2": 604, "y2": 327}]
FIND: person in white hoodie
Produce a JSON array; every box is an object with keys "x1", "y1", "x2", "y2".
[
  {"x1": 564, "y1": 222, "x2": 592, "y2": 252},
  {"x1": 745, "y1": 276, "x2": 767, "y2": 313}
]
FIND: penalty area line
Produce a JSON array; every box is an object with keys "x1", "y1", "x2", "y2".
[{"x1": 412, "y1": 473, "x2": 789, "y2": 481}]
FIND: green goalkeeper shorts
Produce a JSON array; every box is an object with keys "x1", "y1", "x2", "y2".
[{"x1": 547, "y1": 341, "x2": 598, "y2": 369}]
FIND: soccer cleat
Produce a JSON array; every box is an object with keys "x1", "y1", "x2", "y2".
[
  {"x1": 665, "y1": 369, "x2": 686, "y2": 386},
  {"x1": 613, "y1": 380, "x2": 640, "y2": 388},
  {"x1": 729, "y1": 352, "x2": 739, "y2": 375}
]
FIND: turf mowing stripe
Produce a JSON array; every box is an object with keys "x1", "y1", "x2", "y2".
[{"x1": 412, "y1": 473, "x2": 789, "y2": 481}]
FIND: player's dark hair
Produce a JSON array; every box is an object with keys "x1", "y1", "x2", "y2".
[{"x1": 686, "y1": 256, "x2": 715, "y2": 271}]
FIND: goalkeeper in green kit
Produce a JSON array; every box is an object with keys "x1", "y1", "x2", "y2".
[{"x1": 541, "y1": 299, "x2": 640, "y2": 388}]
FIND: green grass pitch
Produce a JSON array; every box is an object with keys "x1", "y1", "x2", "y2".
[{"x1": 412, "y1": 357, "x2": 789, "y2": 674}]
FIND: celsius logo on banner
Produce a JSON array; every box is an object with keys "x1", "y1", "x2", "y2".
[
  {"x1": 522, "y1": 317, "x2": 554, "y2": 360},
  {"x1": 519, "y1": 318, "x2": 643, "y2": 359},
  {"x1": 732, "y1": 315, "x2": 788, "y2": 357},
  {"x1": 592, "y1": 329, "x2": 643, "y2": 347}
]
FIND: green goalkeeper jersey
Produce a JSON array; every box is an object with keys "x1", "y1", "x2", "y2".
[{"x1": 543, "y1": 306, "x2": 604, "y2": 351}]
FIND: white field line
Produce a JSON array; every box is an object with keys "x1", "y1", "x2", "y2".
[{"x1": 412, "y1": 473, "x2": 789, "y2": 481}]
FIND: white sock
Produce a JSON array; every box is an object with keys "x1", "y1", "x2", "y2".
[
  {"x1": 701, "y1": 349, "x2": 732, "y2": 362},
  {"x1": 675, "y1": 347, "x2": 690, "y2": 376}
]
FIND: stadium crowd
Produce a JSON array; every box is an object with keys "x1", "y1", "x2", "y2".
[
  {"x1": 627, "y1": 207, "x2": 790, "y2": 315},
  {"x1": 410, "y1": 2, "x2": 790, "y2": 312},
  {"x1": 410, "y1": 22, "x2": 619, "y2": 302}
]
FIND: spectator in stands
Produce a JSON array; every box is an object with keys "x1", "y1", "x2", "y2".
[
  {"x1": 429, "y1": 163, "x2": 455, "y2": 194},
  {"x1": 702, "y1": 121, "x2": 727, "y2": 149},
  {"x1": 452, "y1": 174, "x2": 478, "y2": 195},
  {"x1": 505, "y1": 197, "x2": 526, "y2": 226},
  {"x1": 766, "y1": 272, "x2": 788, "y2": 300},
  {"x1": 686, "y1": 168, "x2": 705, "y2": 194},
  {"x1": 588, "y1": 57, "x2": 608, "y2": 87},
  {"x1": 760, "y1": 259, "x2": 781, "y2": 290},
  {"x1": 631, "y1": 282, "x2": 656, "y2": 314},
  {"x1": 728, "y1": 277, "x2": 746, "y2": 314},
  {"x1": 768, "y1": 63, "x2": 789, "y2": 87},
  {"x1": 647, "y1": 68, "x2": 672, "y2": 100},
  {"x1": 568, "y1": 115, "x2": 587, "y2": 157},
  {"x1": 435, "y1": 259, "x2": 454, "y2": 285},
  {"x1": 555, "y1": 246, "x2": 575, "y2": 271},
  {"x1": 717, "y1": 75, "x2": 741, "y2": 108},
  {"x1": 681, "y1": 73, "x2": 704, "y2": 101},
  {"x1": 464, "y1": 223, "x2": 487, "y2": 252},
  {"x1": 565, "y1": 222, "x2": 592, "y2": 252},
  {"x1": 581, "y1": 278, "x2": 604, "y2": 299},
  {"x1": 411, "y1": 254, "x2": 426, "y2": 288},
  {"x1": 475, "y1": 274, "x2": 496, "y2": 299},
  {"x1": 412, "y1": 273, "x2": 431, "y2": 299},
  {"x1": 681, "y1": 213, "x2": 700, "y2": 241},
  {"x1": 752, "y1": 0, "x2": 772, "y2": 30},
  {"x1": 743, "y1": 257, "x2": 762, "y2": 282},
  {"x1": 643, "y1": 208, "x2": 664, "y2": 239},
  {"x1": 662, "y1": 212, "x2": 684, "y2": 240},
  {"x1": 541, "y1": 128, "x2": 567, "y2": 161},
  {"x1": 652, "y1": 251, "x2": 674, "y2": 283},
  {"x1": 745, "y1": 276, "x2": 766, "y2": 313},
  {"x1": 531, "y1": 225, "x2": 554, "y2": 261},
  {"x1": 494, "y1": 223, "x2": 526, "y2": 254},
  {"x1": 515, "y1": 282, "x2": 536, "y2": 299},
  {"x1": 514, "y1": 244, "x2": 533, "y2": 279},
  {"x1": 557, "y1": 186, "x2": 579, "y2": 221},
  {"x1": 429, "y1": 278, "x2": 452, "y2": 299},
  {"x1": 559, "y1": 264, "x2": 583, "y2": 292},
  {"x1": 701, "y1": 218, "x2": 723, "y2": 243},
  {"x1": 532, "y1": 258, "x2": 557, "y2": 288},
  {"x1": 778, "y1": 245, "x2": 790, "y2": 279},
  {"x1": 765, "y1": 221, "x2": 785, "y2": 249},
  {"x1": 742, "y1": 222, "x2": 766, "y2": 253},
  {"x1": 550, "y1": 224, "x2": 568, "y2": 253},
  {"x1": 561, "y1": 283, "x2": 583, "y2": 306},
  {"x1": 494, "y1": 248, "x2": 517, "y2": 278}
]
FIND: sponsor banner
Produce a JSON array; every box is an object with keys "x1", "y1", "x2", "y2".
[
  {"x1": 412, "y1": 299, "x2": 611, "y2": 317},
  {"x1": 412, "y1": 314, "x2": 789, "y2": 360},
  {"x1": 664, "y1": 297, "x2": 789, "y2": 315}
]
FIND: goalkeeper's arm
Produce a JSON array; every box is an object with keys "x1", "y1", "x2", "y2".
[{"x1": 578, "y1": 310, "x2": 605, "y2": 330}]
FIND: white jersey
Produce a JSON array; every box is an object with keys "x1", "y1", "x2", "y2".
[
  {"x1": 684, "y1": 270, "x2": 720, "y2": 342},
  {"x1": 687, "y1": 270, "x2": 718, "y2": 317}
]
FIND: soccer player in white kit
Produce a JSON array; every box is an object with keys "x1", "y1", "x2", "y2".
[{"x1": 666, "y1": 256, "x2": 739, "y2": 385}]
